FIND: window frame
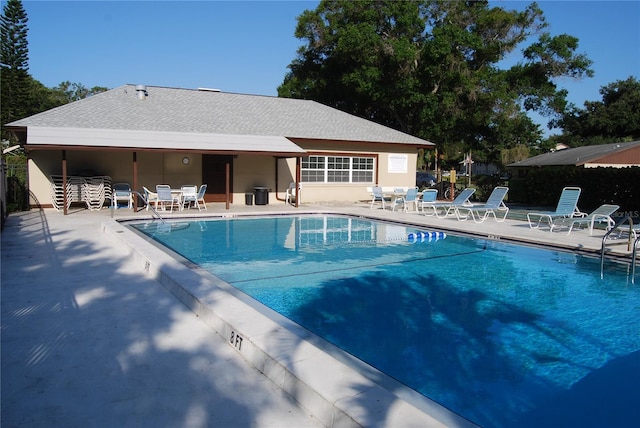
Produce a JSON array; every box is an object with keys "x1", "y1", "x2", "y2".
[{"x1": 300, "y1": 154, "x2": 376, "y2": 184}]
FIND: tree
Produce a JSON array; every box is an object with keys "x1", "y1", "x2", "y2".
[
  {"x1": 49, "y1": 81, "x2": 109, "y2": 105},
  {"x1": 1, "y1": 0, "x2": 29, "y2": 141},
  {"x1": 278, "y1": 0, "x2": 593, "y2": 166},
  {"x1": 553, "y1": 77, "x2": 640, "y2": 146}
]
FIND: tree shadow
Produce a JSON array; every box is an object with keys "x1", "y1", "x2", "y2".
[{"x1": 1, "y1": 210, "x2": 311, "y2": 427}]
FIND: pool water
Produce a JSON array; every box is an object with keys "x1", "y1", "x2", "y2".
[{"x1": 134, "y1": 215, "x2": 640, "y2": 427}]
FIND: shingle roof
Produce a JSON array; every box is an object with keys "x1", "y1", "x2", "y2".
[
  {"x1": 508, "y1": 140, "x2": 640, "y2": 167},
  {"x1": 9, "y1": 84, "x2": 433, "y2": 146}
]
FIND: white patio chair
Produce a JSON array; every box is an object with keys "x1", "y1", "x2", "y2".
[
  {"x1": 181, "y1": 185, "x2": 198, "y2": 210},
  {"x1": 155, "y1": 184, "x2": 181, "y2": 213}
]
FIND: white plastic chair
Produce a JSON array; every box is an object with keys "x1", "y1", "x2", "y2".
[
  {"x1": 195, "y1": 184, "x2": 207, "y2": 211},
  {"x1": 285, "y1": 182, "x2": 300, "y2": 205},
  {"x1": 111, "y1": 183, "x2": 133, "y2": 209},
  {"x1": 181, "y1": 185, "x2": 198, "y2": 210},
  {"x1": 143, "y1": 186, "x2": 158, "y2": 211}
]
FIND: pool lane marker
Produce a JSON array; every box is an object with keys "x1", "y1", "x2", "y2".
[{"x1": 408, "y1": 231, "x2": 447, "y2": 242}]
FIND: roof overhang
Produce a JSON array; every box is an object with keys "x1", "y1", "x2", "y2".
[{"x1": 22, "y1": 126, "x2": 307, "y2": 156}]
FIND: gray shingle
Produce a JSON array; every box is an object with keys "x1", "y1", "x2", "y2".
[
  {"x1": 10, "y1": 85, "x2": 433, "y2": 146},
  {"x1": 509, "y1": 141, "x2": 640, "y2": 167}
]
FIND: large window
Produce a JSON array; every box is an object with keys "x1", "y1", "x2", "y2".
[{"x1": 301, "y1": 155, "x2": 375, "y2": 183}]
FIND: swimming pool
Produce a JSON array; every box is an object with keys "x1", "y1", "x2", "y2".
[{"x1": 133, "y1": 215, "x2": 639, "y2": 427}]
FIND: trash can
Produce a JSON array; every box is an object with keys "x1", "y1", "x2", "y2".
[
  {"x1": 254, "y1": 187, "x2": 269, "y2": 205},
  {"x1": 245, "y1": 193, "x2": 253, "y2": 205}
]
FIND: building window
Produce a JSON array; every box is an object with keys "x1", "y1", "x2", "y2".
[{"x1": 301, "y1": 156, "x2": 375, "y2": 183}]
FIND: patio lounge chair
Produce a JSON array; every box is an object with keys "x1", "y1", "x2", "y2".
[
  {"x1": 455, "y1": 186, "x2": 509, "y2": 223},
  {"x1": 156, "y1": 184, "x2": 181, "y2": 213},
  {"x1": 420, "y1": 189, "x2": 438, "y2": 215},
  {"x1": 111, "y1": 182, "x2": 133, "y2": 209},
  {"x1": 563, "y1": 204, "x2": 619, "y2": 235},
  {"x1": 370, "y1": 186, "x2": 390, "y2": 209},
  {"x1": 422, "y1": 188, "x2": 476, "y2": 218},
  {"x1": 527, "y1": 187, "x2": 584, "y2": 232}
]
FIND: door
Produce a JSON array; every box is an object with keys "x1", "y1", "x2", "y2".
[{"x1": 202, "y1": 155, "x2": 233, "y2": 203}]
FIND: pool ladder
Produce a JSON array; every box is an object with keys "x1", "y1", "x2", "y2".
[
  {"x1": 110, "y1": 191, "x2": 167, "y2": 224},
  {"x1": 600, "y1": 216, "x2": 639, "y2": 284}
]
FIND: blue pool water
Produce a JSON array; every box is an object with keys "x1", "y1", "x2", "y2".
[{"x1": 134, "y1": 215, "x2": 640, "y2": 427}]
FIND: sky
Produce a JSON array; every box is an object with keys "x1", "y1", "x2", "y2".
[{"x1": 13, "y1": 0, "x2": 640, "y2": 131}]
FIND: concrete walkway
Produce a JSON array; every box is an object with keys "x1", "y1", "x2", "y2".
[
  {"x1": 1, "y1": 208, "x2": 322, "y2": 428},
  {"x1": 2, "y1": 204, "x2": 637, "y2": 428}
]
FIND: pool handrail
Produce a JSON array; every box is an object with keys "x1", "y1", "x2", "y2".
[
  {"x1": 600, "y1": 215, "x2": 638, "y2": 283},
  {"x1": 110, "y1": 190, "x2": 166, "y2": 224}
]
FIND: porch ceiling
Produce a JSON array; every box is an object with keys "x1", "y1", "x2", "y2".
[{"x1": 23, "y1": 126, "x2": 307, "y2": 156}]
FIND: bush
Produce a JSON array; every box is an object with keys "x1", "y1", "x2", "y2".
[{"x1": 506, "y1": 166, "x2": 640, "y2": 212}]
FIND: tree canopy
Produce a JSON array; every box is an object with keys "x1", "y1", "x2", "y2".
[
  {"x1": 278, "y1": 0, "x2": 593, "y2": 166},
  {"x1": 1, "y1": 0, "x2": 108, "y2": 143},
  {"x1": 1, "y1": 0, "x2": 30, "y2": 140},
  {"x1": 551, "y1": 76, "x2": 640, "y2": 146}
]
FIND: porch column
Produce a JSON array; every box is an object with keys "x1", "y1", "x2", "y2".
[
  {"x1": 62, "y1": 150, "x2": 68, "y2": 215},
  {"x1": 132, "y1": 152, "x2": 138, "y2": 211},
  {"x1": 295, "y1": 157, "x2": 301, "y2": 208},
  {"x1": 225, "y1": 160, "x2": 230, "y2": 210}
]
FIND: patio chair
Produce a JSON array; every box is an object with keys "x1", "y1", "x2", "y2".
[
  {"x1": 392, "y1": 187, "x2": 419, "y2": 212},
  {"x1": 111, "y1": 182, "x2": 133, "y2": 209},
  {"x1": 527, "y1": 187, "x2": 584, "y2": 232},
  {"x1": 180, "y1": 185, "x2": 198, "y2": 209},
  {"x1": 422, "y1": 188, "x2": 476, "y2": 218},
  {"x1": 563, "y1": 204, "x2": 619, "y2": 235},
  {"x1": 156, "y1": 184, "x2": 181, "y2": 213},
  {"x1": 370, "y1": 186, "x2": 390, "y2": 209},
  {"x1": 195, "y1": 184, "x2": 207, "y2": 211},
  {"x1": 419, "y1": 189, "x2": 438, "y2": 215},
  {"x1": 455, "y1": 186, "x2": 509, "y2": 223},
  {"x1": 143, "y1": 186, "x2": 158, "y2": 211},
  {"x1": 285, "y1": 182, "x2": 300, "y2": 205}
]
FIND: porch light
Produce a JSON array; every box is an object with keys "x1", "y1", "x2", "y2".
[{"x1": 182, "y1": 156, "x2": 190, "y2": 165}]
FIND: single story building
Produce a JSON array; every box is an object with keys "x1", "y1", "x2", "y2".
[
  {"x1": 7, "y1": 84, "x2": 434, "y2": 212},
  {"x1": 508, "y1": 140, "x2": 640, "y2": 172}
]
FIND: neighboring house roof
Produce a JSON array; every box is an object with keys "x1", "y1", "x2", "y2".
[
  {"x1": 7, "y1": 84, "x2": 433, "y2": 154},
  {"x1": 508, "y1": 140, "x2": 640, "y2": 167}
]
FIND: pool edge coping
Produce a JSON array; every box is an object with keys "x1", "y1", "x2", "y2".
[{"x1": 102, "y1": 215, "x2": 478, "y2": 428}]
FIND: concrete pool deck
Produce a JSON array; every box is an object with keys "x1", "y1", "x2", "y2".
[{"x1": 2, "y1": 203, "x2": 637, "y2": 428}]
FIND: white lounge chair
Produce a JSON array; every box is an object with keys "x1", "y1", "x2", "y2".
[
  {"x1": 527, "y1": 187, "x2": 584, "y2": 232},
  {"x1": 422, "y1": 188, "x2": 476, "y2": 218},
  {"x1": 563, "y1": 204, "x2": 619, "y2": 235},
  {"x1": 455, "y1": 186, "x2": 509, "y2": 223}
]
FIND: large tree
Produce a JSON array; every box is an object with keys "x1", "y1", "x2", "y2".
[
  {"x1": 1, "y1": 0, "x2": 30, "y2": 141},
  {"x1": 279, "y1": 0, "x2": 593, "y2": 166},
  {"x1": 552, "y1": 76, "x2": 640, "y2": 146}
]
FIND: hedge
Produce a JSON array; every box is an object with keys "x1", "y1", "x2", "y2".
[{"x1": 507, "y1": 166, "x2": 639, "y2": 214}]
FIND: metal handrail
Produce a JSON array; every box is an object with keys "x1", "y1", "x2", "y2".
[
  {"x1": 600, "y1": 215, "x2": 637, "y2": 282},
  {"x1": 631, "y1": 235, "x2": 639, "y2": 284},
  {"x1": 110, "y1": 191, "x2": 166, "y2": 224},
  {"x1": 134, "y1": 191, "x2": 166, "y2": 223}
]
